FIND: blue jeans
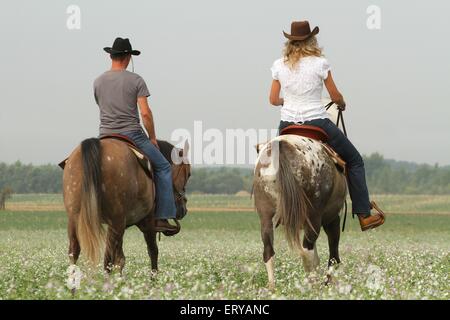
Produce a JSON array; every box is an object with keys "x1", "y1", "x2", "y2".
[
  {"x1": 120, "y1": 129, "x2": 176, "y2": 220},
  {"x1": 279, "y1": 118, "x2": 371, "y2": 215}
]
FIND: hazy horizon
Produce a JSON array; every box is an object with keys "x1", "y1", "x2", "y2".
[{"x1": 1, "y1": 0, "x2": 449, "y2": 166}]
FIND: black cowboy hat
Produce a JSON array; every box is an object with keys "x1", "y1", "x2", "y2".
[
  {"x1": 103, "y1": 37, "x2": 141, "y2": 55},
  {"x1": 283, "y1": 21, "x2": 319, "y2": 41}
]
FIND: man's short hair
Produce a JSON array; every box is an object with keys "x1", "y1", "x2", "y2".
[{"x1": 110, "y1": 53, "x2": 130, "y2": 61}]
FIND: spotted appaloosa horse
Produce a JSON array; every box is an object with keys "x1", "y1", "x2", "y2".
[
  {"x1": 253, "y1": 134, "x2": 347, "y2": 288},
  {"x1": 62, "y1": 138, "x2": 190, "y2": 272}
]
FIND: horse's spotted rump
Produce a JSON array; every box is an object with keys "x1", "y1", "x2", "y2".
[{"x1": 254, "y1": 135, "x2": 333, "y2": 203}]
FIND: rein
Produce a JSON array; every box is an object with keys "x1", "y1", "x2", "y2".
[
  {"x1": 324, "y1": 101, "x2": 349, "y2": 232},
  {"x1": 158, "y1": 164, "x2": 186, "y2": 242},
  {"x1": 172, "y1": 164, "x2": 187, "y2": 202}
]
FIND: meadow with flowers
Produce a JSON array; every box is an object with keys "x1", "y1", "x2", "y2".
[{"x1": 0, "y1": 194, "x2": 449, "y2": 300}]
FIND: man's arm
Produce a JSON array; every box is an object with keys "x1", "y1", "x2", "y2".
[{"x1": 137, "y1": 96, "x2": 158, "y2": 148}]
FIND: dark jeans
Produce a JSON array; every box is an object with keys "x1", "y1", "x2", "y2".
[
  {"x1": 120, "y1": 129, "x2": 176, "y2": 220},
  {"x1": 279, "y1": 118, "x2": 371, "y2": 215}
]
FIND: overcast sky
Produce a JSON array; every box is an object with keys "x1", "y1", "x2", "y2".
[{"x1": 0, "y1": 0, "x2": 449, "y2": 165}]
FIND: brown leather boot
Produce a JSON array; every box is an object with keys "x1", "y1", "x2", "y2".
[
  {"x1": 154, "y1": 219, "x2": 177, "y2": 232},
  {"x1": 154, "y1": 219, "x2": 181, "y2": 236},
  {"x1": 358, "y1": 201, "x2": 386, "y2": 231}
]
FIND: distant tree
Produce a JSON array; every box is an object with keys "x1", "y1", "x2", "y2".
[
  {"x1": 0, "y1": 187, "x2": 13, "y2": 210},
  {"x1": 0, "y1": 161, "x2": 63, "y2": 193},
  {"x1": 0, "y1": 153, "x2": 450, "y2": 195}
]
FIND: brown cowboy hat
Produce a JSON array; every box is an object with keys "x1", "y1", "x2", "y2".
[{"x1": 283, "y1": 21, "x2": 319, "y2": 41}]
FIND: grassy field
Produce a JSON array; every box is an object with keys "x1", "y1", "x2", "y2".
[
  {"x1": 0, "y1": 194, "x2": 449, "y2": 300},
  {"x1": 6, "y1": 193, "x2": 450, "y2": 214}
]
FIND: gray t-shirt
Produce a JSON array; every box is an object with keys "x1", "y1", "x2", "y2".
[{"x1": 94, "y1": 70, "x2": 150, "y2": 136}]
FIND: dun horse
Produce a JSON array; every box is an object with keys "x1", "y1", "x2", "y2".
[
  {"x1": 253, "y1": 134, "x2": 347, "y2": 288},
  {"x1": 62, "y1": 137, "x2": 190, "y2": 272}
]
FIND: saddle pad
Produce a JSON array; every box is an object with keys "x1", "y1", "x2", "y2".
[
  {"x1": 322, "y1": 144, "x2": 346, "y2": 175},
  {"x1": 127, "y1": 146, "x2": 153, "y2": 179}
]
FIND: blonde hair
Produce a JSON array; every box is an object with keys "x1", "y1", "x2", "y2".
[{"x1": 283, "y1": 36, "x2": 323, "y2": 69}]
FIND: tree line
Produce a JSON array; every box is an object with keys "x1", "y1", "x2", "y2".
[
  {"x1": 0, "y1": 162, "x2": 62, "y2": 193},
  {"x1": 0, "y1": 153, "x2": 449, "y2": 195}
]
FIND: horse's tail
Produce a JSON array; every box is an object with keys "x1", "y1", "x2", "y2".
[
  {"x1": 77, "y1": 138, "x2": 105, "y2": 265},
  {"x1": 275, "y1": 140, "x2": 314, "y2": 252}
]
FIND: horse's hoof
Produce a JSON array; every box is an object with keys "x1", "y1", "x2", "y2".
[
  {"x1": 324, "y1": 273, "x2": 335, "y2": 286},
  {"x1": 268, "y1": 282, "x2": 275, "y2": 291},
  {"x1": 150, "y1": 269, "x2": 158, "y2": 278}
]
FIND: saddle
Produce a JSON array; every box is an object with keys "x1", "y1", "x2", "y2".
[
  {"x1": 58, "y1": 134, "x2": 153, "y2": 180},
  {"x1": 279, "y1": 124, "x2": 346, "y2": 174}
]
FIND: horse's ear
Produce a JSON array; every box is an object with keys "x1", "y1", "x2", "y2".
[
  {"x1": 171, "y1": 147, "x2": 182, "y2": 164},
  {"x1": 255, "y1": 143, "x2": 262, "y2": 154}
]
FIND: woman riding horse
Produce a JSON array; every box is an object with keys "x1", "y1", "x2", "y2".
[{"x1": 269, "y1": 21, "x2": 385, "y2": 230}]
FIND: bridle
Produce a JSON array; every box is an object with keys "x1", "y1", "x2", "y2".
[
  {"x1": 174, "y1": 189, "x2": 186, "y2": 202},
  {"x1": 172, "y1": 163, "x2": 188, "y2": 202},
  {"x1": 156, "y1": 163, "x2": 187, "y2": 240}
]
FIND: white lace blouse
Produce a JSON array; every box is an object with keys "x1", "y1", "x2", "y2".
[{"x1": 271, "y1": 56, "x2": 331, "y2": 123}]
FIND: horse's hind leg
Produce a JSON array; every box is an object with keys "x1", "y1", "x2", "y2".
[
  {"x1": 301, "y1": 224, "x2": 321, "y2": 273},
  {"x1": 259, "y1": 211, "x2": 275, "y2": 289},
  {"x1": 104, "y1": 220, "x2": 126, "y2": 273},
  {"x1": 323, "y1": 216, "x2": 341, "y2": 285},
  {"x1": 68, "y1": 216, "x2": 80, "y2": 264},
  {"x1": 323, "y1": 216, "x2": 341, "y2": 266},
  {"x1": 137, "y1": 217, "x2": 159, "y2": 273}
]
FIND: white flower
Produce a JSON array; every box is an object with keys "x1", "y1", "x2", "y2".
[
  {"x1": 338, "y1": 283, "x2": 352, "y2": 295},
  {"x1": 66, "y1": 264, "x2": 82, "y2": 290},
  {"x1": 365, "y1": 264, "x2": 385, "y2": 292}
]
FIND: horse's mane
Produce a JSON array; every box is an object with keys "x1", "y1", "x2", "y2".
[{"x1": 157, "y1": 140, "x2": 175, "y2": 164}]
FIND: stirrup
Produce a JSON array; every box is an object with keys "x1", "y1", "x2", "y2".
[
  {"x1": 161, "y1": 219, "x2": 181, "y2": 237},
  {"x1": 370, "y1": 201, "x2": 386, "y2": 220}
]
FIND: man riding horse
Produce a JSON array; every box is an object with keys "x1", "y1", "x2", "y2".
[{"x1": 94, "y1": 37, "x2": 178, "y2": 235}]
